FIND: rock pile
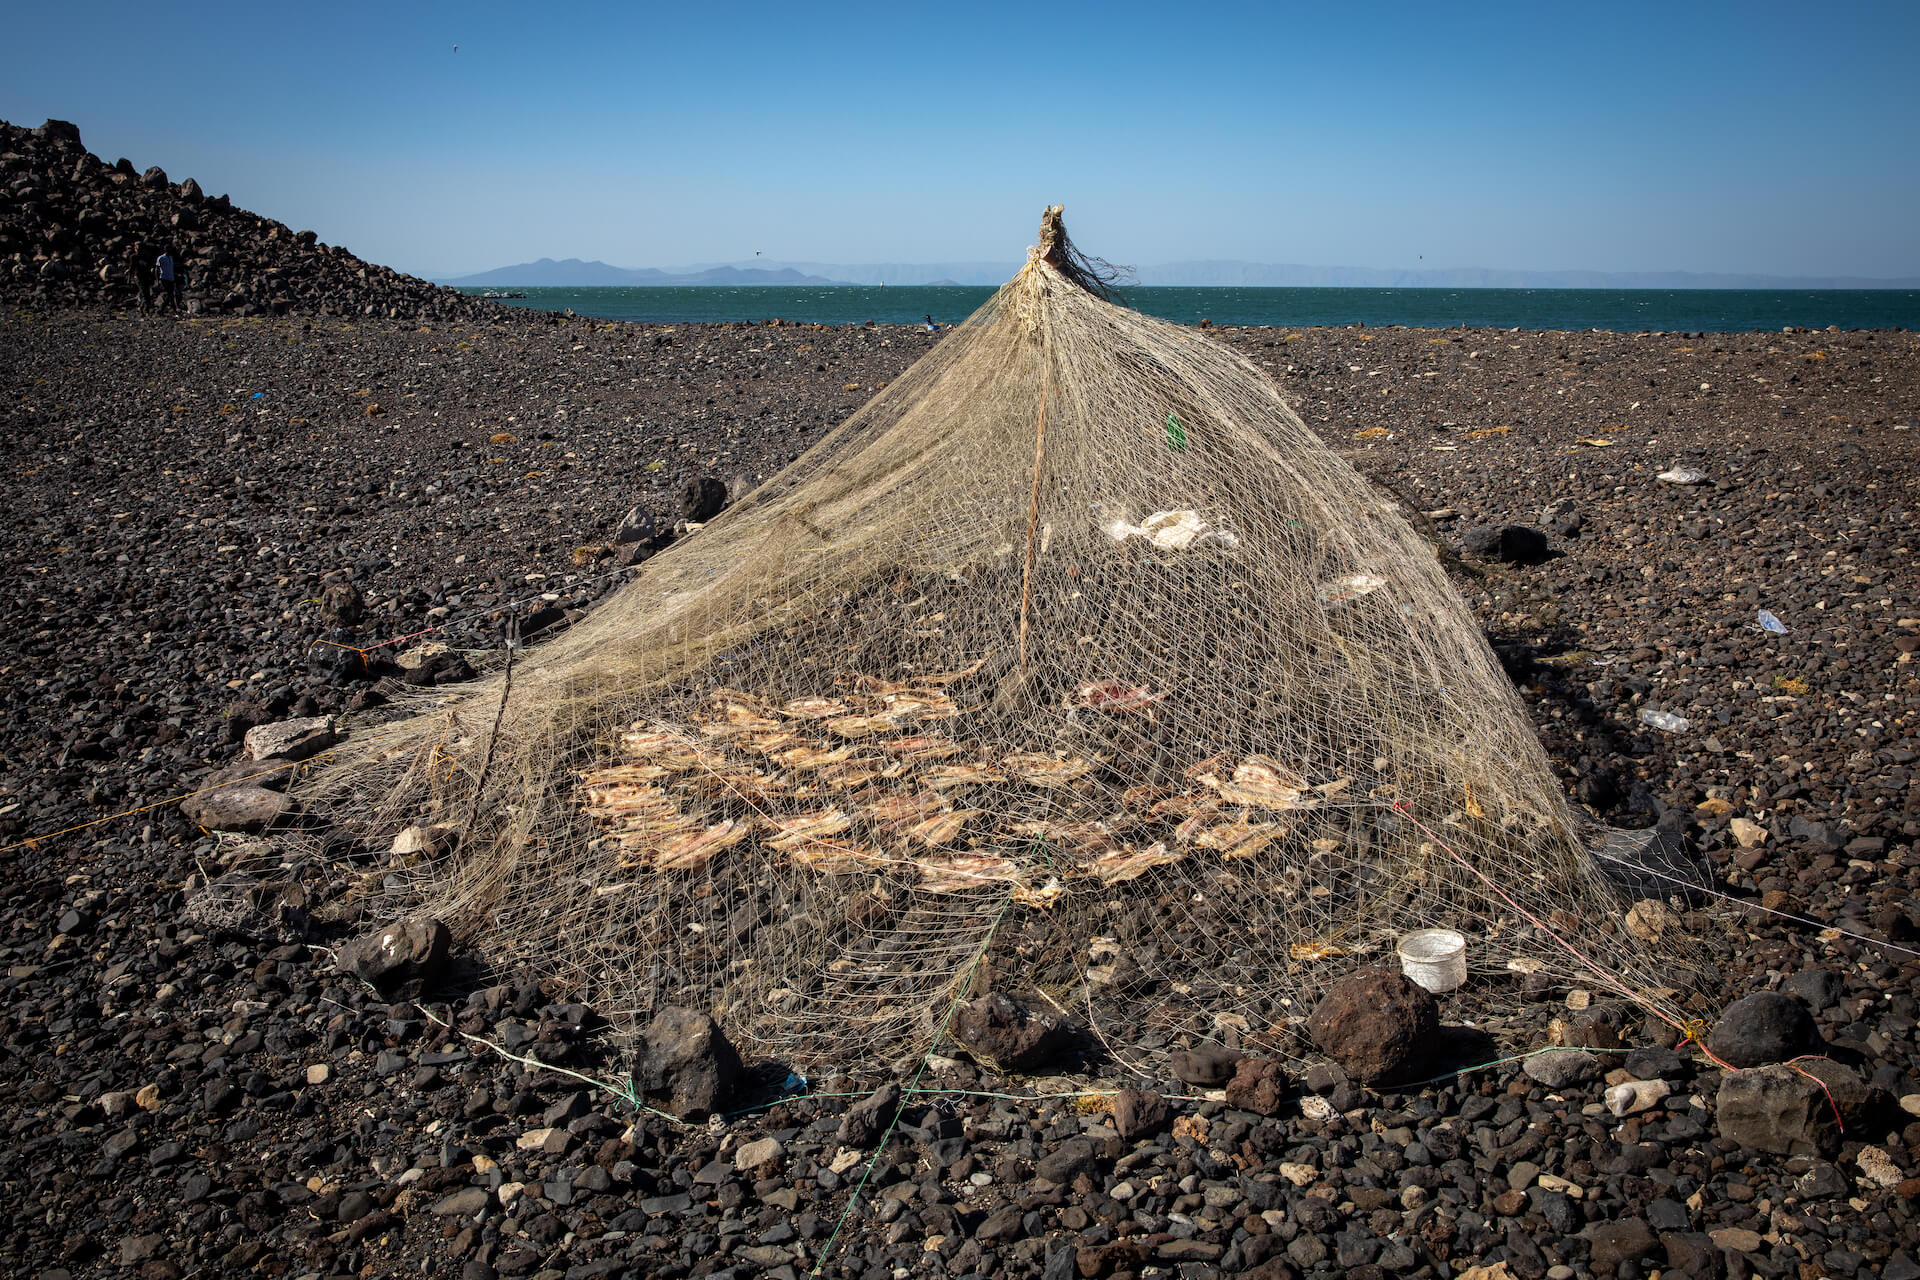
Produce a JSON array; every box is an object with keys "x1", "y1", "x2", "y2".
[{"x1": 0, "y1": 117, "x2": 502, "y2": 320}]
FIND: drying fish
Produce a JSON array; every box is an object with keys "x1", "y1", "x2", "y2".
[
  {"x1": 1183, "y1": 753, "x2": 1232, "y2": 782},
  {"x1": 915, "y1": 656, "x2": 990, "y2": 685},
  {"x1": 1004, "y1": 818, "x2": 1122, "y2": 855},
  {"x1": 579, "y1": 762, "x2": 673, "y2": 786},
  {"x1": 1012, "y1": 876, "x2": 1067, "y2": 909},
  {"x1": 773, "y1": 743, "x2": 861, "y2": 771},
  {"x1": 739, "y1": 729, "x2": 805, "y2": 755},
  {"x1": 780, "y1": 695, "x2": 850, "y2": 720},
  {"x1": 1002, "y1": 752, "x2": 1098, "y2": 787},
  {"x1": 579, "y1": 782, "x2": 677, "y2": 818},
  {"x1": 619, "y1": 727, "x2": 697, "y2": 757},
  {"x1": 880, "y1": 735, "x2": 962, "y2": 763},
  {"x1": 763, "y1": 808, "x2": 855, "y2": 850},
  {"x1": 1149, "y1": 791, "x2": 1211, "y2": 819},
  {"x1": 816, "y1": 758, "x2": 887, "y2": 790},
  {"x1": 922, "y1": 762, "x2": 1009, "y2": 790},
  {"x1": 787, "y1": 841, "x2": 894, "y2": 875},
  {"x1": 914, "y1": 851, "x2": 1020, "y2": 893},
  {"x1": 843, "y1": 674, "x2": 915, "y2": 694},
  {"x1": 1172, "y1": 802, "x2": 1224, "y2": 844},
  {"x1": 617, "y1": 730, "x2": 723, "y2": 773},
  {"x1": 1211, "y1": 756, "x2": 1315, "y2": 811},
  {"x1": 905, "y1": 808, "x2": 979, "y2": 847},
  {"x1": 686, "y1": 769, "x2": 789, "y2": 804},
  {"x1": 865, "y1": 791, "x2": 949, "y2": 828},
  {"x1": 1314, "y1": 777, "x2": 1352, "y2": 798},
  {"x1": 654, "y1": 820, "x2": 750, "y2": 871},
  {"x1": 1317, "y1": 573, "x2": 1388, "y2": 605},
  {"x1": 702, "y1": 690, "x2": 781, "y2": 731},
  {"x1": 825, "y1": 712, "x2": 902, "y2": 739},
  {"x1": 1067, "y1": 679, "x2": 1164, "y2": 714},
  {"x1": 878, "y1": 690, "x2": 959, "y2": 719},
  {"x1": 1122, "y1": 784, "x2": 1173, "y2": 811},
  {"x1": 1081, "y1": 842, "x2": 1181, "y2": 886},
  {"x1": 1193, "y1": 814, "x2": 1286, "y2": 859}
]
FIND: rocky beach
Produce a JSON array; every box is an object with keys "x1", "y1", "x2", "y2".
[{"x1": 4, "y1": 119, "x2": 1920, "y2": 1280}]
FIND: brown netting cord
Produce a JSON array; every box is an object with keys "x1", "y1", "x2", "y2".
[{"x1": 299, "y1": 207, "x2": 1705, "y2": 1068}]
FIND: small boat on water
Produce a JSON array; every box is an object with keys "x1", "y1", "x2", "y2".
[{"x1": 479, "y1": 290, "x2": 527, "y2": 300}]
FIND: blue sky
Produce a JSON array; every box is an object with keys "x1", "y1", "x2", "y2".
[{"x1": 6, "y1": 1, "x2": 1917, "y2": 280}]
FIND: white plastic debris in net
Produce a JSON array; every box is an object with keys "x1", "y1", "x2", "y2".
[{"x1": 1105, "y1": 509, "x2": 1238, "y2": 551}]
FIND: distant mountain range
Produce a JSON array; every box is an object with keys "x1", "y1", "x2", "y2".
[
  {"x1": 439, "y1": 256, "x2": 1920, "y2": 291},
  {"x1": 442, "y1": 258, "x2": 847, "y2": 287}
]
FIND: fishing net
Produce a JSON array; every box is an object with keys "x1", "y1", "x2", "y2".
[{"x1": 306, "y1": 208, "x2": 1703, "y2": 1066}]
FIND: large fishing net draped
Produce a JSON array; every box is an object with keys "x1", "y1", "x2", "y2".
[{"x1": 308, "y1": 209, "x2": 1700, "y2": 1066}]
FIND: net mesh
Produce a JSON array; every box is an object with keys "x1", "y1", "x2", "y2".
[{"x1": 304, "y1": 208, "x2": 1702, "y2": 1067}]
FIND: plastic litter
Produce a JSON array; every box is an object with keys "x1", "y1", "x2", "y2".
[
  {"x1": 1105, "y1": 509, "x2": 1237, "y2": 551},
  {"x1": 1656, "y1": 468, "x2": 1708, "y2": 485},
  {"x1": 1165, "y1": 411, "x2": 1188, "y2": 452},
  {"x1": 1397, "y1": 928, "x2": 1468, "y2": 993},
  {"x1": 1757, "y1": 609, "x2": 1788, "y2": 635},
  {"x1": 1637, "y1": 708, "x2": 1690, "y2": 732}
]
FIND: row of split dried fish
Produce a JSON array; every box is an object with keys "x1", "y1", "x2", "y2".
[{"x1": 575, "y1": 669, "x2": 1350, "y2": 895}]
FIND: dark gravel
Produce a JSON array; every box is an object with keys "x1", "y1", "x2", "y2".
[{"x1": 2, "y1": 301, "x2": 1918, "y2": 1280}]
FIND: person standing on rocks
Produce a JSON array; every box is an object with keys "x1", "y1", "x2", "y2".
[
  {"x1": 131, "y1": 242, "x2": 153, "y2": 313},
  {"x1": 154, "y1": 248, "x2": 176, "y2": 314}
]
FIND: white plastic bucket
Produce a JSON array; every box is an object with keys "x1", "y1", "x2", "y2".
[{"x1": 1397, "y1": 928, "x2": 1468, "y2": 993}]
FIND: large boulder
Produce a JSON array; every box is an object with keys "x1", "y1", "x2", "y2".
[
  {"x1": 1523, "y1": 1049, "x2": 1604, "y2": 1090},
  {"x1": 1460, "y1": 524, "x2": 1550, "y2": 564},
  {"x1": 1585, "y1": 1218, "x2": 1659, "y2": 1270},
  {"x1": 243, "y1": 716, "x2": 335, "y2": 763},
  {"x1": 611, "y1": 505, "x2": 663, "y2": 546},
  {"x1": 1715, "y1": 1064, "x2": 1842, "y2": 1155},
  {"x1": 1706, "y1": 991, "x2": 1818, "y2": 1067},
  {"x1": 1307, "y1": 967, "x2": 1438, "y2": 1083},
  {"x1": 1223, "y1": 1058, "x2": 1289, "y2": 1116},
  {"x1": 320, "y1": 582, "x2": 364, "y2": 627},
  {"x1": 1169, "y1": 1043, "x2": 1241, "y2": 1086},
  {"x1": 632, "y1": 1007, "x2": 740, "y2": 1121},
  {"x1": 951, "y1": 991, "x2": 1067, "y2": 1073},
  {"x1": 179, "y1": 784, "x2": 295, "y2": 833},
  {"x1": 837, "y1": 1082, "x2": 901, "y2": 1146},
  {"x1": 1111, "y1": 1088, "x2": 1170, "y2": 1141},
  {"x1": 678, "y1": 475, "x2": 729, "y2": 522},
  {"x1": 333, "y1": 917, "x2": 451, "y2": 990}
]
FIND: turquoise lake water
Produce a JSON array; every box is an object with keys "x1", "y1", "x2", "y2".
[{"x1": 458, "y1": 285, "x2": 1920, "y2": 332}]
